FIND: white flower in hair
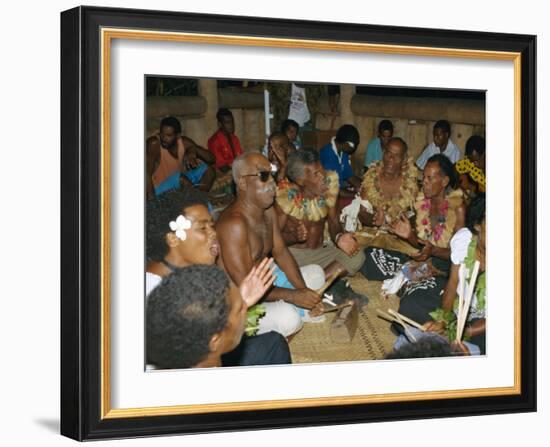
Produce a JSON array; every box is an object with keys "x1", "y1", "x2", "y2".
[
  {"x1": 270, "y1": 163, "x2": 278, "y2": 172},
  {"x1": 169, "y1": 215, "x2": 192, "y2": 241}
]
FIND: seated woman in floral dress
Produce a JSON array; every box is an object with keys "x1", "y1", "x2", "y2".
[
  {"x1": 362, "y1": 153, "x2": 465, "y2": 279},
  {"x1": 361, "y1": 154, "x2": 466, "y2": 331}
]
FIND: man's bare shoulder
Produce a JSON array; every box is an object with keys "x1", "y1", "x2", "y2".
[{"x1": 216, "y1": 207, "x2": 249, "y2": 232}]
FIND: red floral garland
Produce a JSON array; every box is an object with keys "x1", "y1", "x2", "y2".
[{"x1": 418, "y1": 197, "x2": 449, "y2": 242}]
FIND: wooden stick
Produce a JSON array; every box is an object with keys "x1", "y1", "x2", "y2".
[
  {"x1": 388, "y1": 309, "x2": 425, "y2": 332},
  {"x1": 321, "y1": 301, "x2": 353, "y2": 314},
  {"x1": 377, "y1": 310, "x2": 417, "y2": 342},
  {"x1": 456, "y1": 260, "x2": 480, "y2": 341},
  {"x1": 393, "y1": 312, "x2": 417, "y2": 342},
  {"x1": 457, "y1": 264, "x2": 465, "y2": 323},
  {"x1": 316, "y1": 268, "x2": 343, "y2": 297},
  {"x1": 457, "y1": 266, "x2": 468, "y2": 340},
  {"x1": 461, "y1": 264, "x2": 468, "y2": 320},
  {"x1": 456, "y1": 261, "x2": 479, "y2": 341},
  {"x1": 462, "y1": 260, "x2": 480, "y2": 339},
  {"x1": 455, "y1": 265, "x2": 465, "y2": 342},
  {"x1": 455, "y1": 264, "x2": 468, "y2": 342},
  {"x1": 376, "y1": 309, "x2": 397, "y2": 323}
]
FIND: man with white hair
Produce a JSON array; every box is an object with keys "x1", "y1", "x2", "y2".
[{"x1": 216, "y1": 152, "x2": 324, "y2": 337}]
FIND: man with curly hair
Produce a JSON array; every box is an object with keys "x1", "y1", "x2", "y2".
[
  {"x1": 147, "y1": 265, "x2": 246, "y2": 368},
  {"x1": 146, "y1": 188, "x2": 291, "y2": 367}
]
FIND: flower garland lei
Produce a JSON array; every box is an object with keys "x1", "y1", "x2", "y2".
[
  {"x1": 360, "y1": 158, "x2": 419, "y2": 224},
  {"x1": 276, "y1": 171, "x2": 339, "y2": 221},
  {"x1": 414, "y1": 189, "x2": 463, "y2": 248}
]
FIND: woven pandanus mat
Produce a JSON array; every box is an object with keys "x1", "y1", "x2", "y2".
[{"x1": 289, "y1": 275, "x2": 400, "y2": 364}]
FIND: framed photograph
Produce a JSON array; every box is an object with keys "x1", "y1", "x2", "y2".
[{"x1": 61, "y1": 5, "x2": 536, "y2": 441}]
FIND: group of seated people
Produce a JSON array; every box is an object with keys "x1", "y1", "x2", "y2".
[
  {"x1": 146, "y1": 108, "x2": 304, "y2": 198},
  {"x1": 145, "y1": 112, "x2": 487, "y2": 369}
]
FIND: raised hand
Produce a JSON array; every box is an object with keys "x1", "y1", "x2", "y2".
[
  {"x1": 239, "y1": 257, "x2": 276, "y2": 308},
  {"x1": 390, "y1": 215, "x2": 412, "y2": 240}
]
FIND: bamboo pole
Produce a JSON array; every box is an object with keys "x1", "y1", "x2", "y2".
[
  {"x1": 456, "y1": 261, "x2": 480, "y2": 341},
  {"x1": 388, "y1": 309, "x2": 425, "y2": 332}
]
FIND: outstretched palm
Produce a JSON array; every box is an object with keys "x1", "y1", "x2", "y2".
[
  {"x1": 390, "y1": 215, "x2": 412, "y2": 240},
  {"x1": 239, "y1": 257, "x2": 276, "y2": 307}
]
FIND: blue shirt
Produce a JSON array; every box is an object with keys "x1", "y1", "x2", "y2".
[
  {"x1": 364, "y1": 137, "x2": 383, "y2": 167},
  {"x1": 319, "y1": 140, "x2": 352, "y2": 188}
]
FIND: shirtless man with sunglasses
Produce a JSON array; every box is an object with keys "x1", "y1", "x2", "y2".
[{"x1": 216, "y1": 152, "x2": 323, "y2": 338}]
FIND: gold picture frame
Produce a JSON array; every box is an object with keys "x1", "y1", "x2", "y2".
[{"x1": 61, "y1": 6, "x2": 536, "y2": 440}]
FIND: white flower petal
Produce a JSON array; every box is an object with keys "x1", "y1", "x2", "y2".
[
  {"x1": 182, "y1": 219, "x2": 192, "y2": 230},
  {"x1": 175, "y1": 229, "x2": 187, "y2": 241},
  {"x1": 169, "y1": 221, "x2": 178, "y2": 231},
  {"x1": 175, "y1": 215, "x2": 186, "y2": 228}
]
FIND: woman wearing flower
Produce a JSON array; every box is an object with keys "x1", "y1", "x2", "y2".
[{"x1": 145, "y1": 188, "x2": 289, "y2": 367}]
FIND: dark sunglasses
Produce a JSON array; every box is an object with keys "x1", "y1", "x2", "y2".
[{"x1": 242, "y1": 170, "x2": 277, "y2": 182}]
